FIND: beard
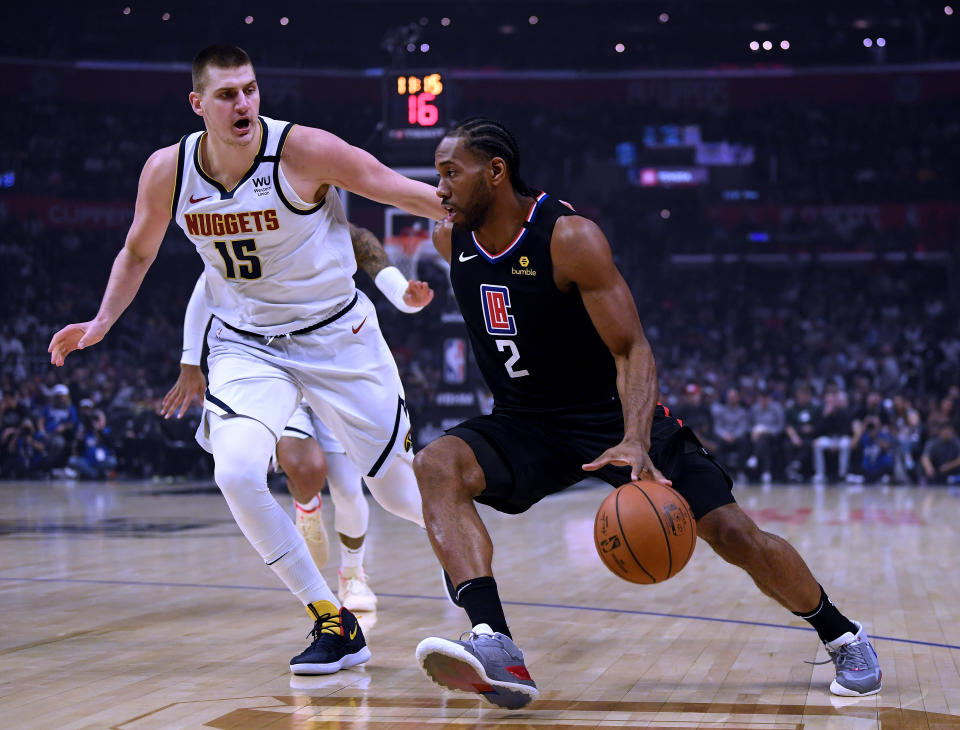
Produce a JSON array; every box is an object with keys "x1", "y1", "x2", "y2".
[{"x1": 461, "y1": 176, "x2": 495, "y2": 231}]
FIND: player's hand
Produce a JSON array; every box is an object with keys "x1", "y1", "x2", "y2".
[
  {"x1": 404, "y1": 280, "x2": 435, "y2": 309},
  {"x1": 160, "y1": 364, "x2": 206, "y2": 419},
  {"x1": 48, "y1": 319, "x2": 110, "y2": 367},
  {"x1": 583, "y1": 440, "x2": 672, "y2": 485}
]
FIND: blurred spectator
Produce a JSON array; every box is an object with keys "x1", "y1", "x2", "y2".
[
  {"x1": 920, "y1": 423, "x2": 960, "y2": 485},
  {"x1": 711, "y1": 387, "x2": 751, "y2": 476},
  {"x1": 851, "y1": 415, "x2": 895, "y2": 485},
  {"x1": 748, "y1": 388, "x2": 785, "y2": 483},
  {"x1": 1, "y1": 417, "x2": 49, "y2": 477},
  {"x1": 889, "y1": 394, "x2": 921, "y2": 482},
  {"x1": 38, "y1": 383, "x2": 79, "y2": 468},
  {"x1": 784, "y1": 384, "x2": 820, "y2": 482},
  {"x1": 677, "y1": 383, "x2": 716, "y2": 451},
  {"x1": 813, "y1": 390, "x2": 854, "y2": 484},
  {"x1": 67, "y1": 403, "x2": 116, "y2": 480}
]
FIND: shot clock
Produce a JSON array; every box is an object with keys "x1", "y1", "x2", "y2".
[{"x1": 383, "y1": 70, "x2": 449, "y2": 144}]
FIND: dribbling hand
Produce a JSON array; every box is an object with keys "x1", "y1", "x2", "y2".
[{"x1": 582, "y1": 440, "x2": 672, "y2": 485}]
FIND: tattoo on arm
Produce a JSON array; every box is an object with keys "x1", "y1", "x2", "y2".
[{"x1": 349, "y1": 223, "x2": 391, "y2": 279}]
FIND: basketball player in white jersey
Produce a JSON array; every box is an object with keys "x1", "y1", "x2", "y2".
[
  {"x1": 161, "y1": 223, "x2": 434, "y2": 612},
  {"x1": 48, "y1": 43, "x2": 443, "y2": 675}
]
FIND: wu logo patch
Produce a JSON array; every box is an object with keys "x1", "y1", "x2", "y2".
[
  {"x1": 480, "y1": 284, "x2": 517, "y2": 336},
  {"x1": 253, "y1": 175, "x2": 271, "y2": 197}
]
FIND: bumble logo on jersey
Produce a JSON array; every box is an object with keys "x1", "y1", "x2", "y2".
[
  {"x1": 183, "y1": 210, "x2": 280, "y2": 237},
  {"x1": 512, "y1": 255, "x2": 536, "y2": 277}
]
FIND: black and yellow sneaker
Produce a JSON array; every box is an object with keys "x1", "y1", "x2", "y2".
[{"x1": 290, "y1": 600, "x2": 371, "y2": 675}]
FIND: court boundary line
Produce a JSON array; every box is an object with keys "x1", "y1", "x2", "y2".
[{"x1": 2, "y1": 575, "x2": 957, "y2": 652}]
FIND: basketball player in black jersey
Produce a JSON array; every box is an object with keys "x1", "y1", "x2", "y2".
[{"x1": 412, "y1": 118, "x2": 881, "y2": 709}]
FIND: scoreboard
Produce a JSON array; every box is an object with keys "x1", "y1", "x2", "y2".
[{"x1": 383, "y1": 70, "x2": 449, "y2": 145}]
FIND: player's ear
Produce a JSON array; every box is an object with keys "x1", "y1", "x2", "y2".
[
  {"x1": 188, "y1": 91, "x2": 204, "y2": 117},
  {"x1": 488, "y1": 156, "x2": 507, "y2": 187}
]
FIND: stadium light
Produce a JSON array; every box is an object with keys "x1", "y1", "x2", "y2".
[
  {"x1": 529, "y1": 15, "x2": 539, "y2": 25},
  {"x1": 245, "y1": 15, "x2": 254, "y2": 24},
  {"x1": 280, "y1": 16, "x2": 289, "y2": 26},
  {"x1": 877, "y1": 37, "x2": 886, "y2": 47},
  {"x1": 945, "y1": 6, "x2": 954, "y2": 16},
  {"x1": 863, "y1": 37, "x2": 873, "y2": 47},
  {"x1": 420, "y1": 43, "x2": 430, "y2": 52},
  {"x1": 441, "y1": 17, "x2": 451, "y2": 26},
  {"x1": 615, "y1": 43, "x2": 625, "y2": 53},
  {"x1": 780, "y1": 40, "x2": 790, "y2": 50},
  {"x1": 749, "y1": 41, "x2": 760, "y2": 51},
  {"x1": 122, "y1": 7, "x2": 131, "y2": 15},
  {"x1": 762, "y1": 40, "x2": 772, "y2": 50},
  {"x1": 659, "y1": 13, "x2": 670, "y2": 23},
  {"x1": 161, "y1": 11, "x2": 170, "y2": 21}
]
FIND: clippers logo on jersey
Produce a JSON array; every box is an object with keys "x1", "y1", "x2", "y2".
[{"x1": 480, "y1": 284, "x2": 518, "y2": 336}]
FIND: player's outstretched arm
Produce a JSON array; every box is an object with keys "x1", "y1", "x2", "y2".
[
  {"x1": 553, "y1": 216, "x2": 670, "y2": 485},
  {"x1": 349, "y1": 223, "x2": 434, "y2": 312},
  {"x1": 48, "y1": 145, "x2": 178, "y2": 366},
  {"x1": 284, "y1": 126, "x2": 444, "y2": 221}
]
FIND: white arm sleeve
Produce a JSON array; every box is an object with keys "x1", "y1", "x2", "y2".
[
  {"x1": 180, "y1": 272, "x2": 211, "y2": 366},
  {"x1": 374, "y1": 266, "x2": 424, "y2": 314}
]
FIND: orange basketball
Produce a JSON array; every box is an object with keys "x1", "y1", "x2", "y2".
[{"x1": 594, "y1": 480, "x2": 697, "y2": 584}]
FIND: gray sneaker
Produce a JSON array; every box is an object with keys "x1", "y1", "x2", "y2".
[
  {"x1": 823, "y1": 621, "x2": 882, "y2": 696},
  {"x1": 416, "y1": 623, "x2": 539, "y2": 709}
]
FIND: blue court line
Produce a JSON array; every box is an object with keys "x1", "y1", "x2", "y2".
[{"x1": 3, "y1": 575, "x2": 958, "y2": 652}]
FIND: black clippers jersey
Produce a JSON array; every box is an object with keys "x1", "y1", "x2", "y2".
[{"x1": 449, "y1": 193, "x2": 619, "y2": 413}]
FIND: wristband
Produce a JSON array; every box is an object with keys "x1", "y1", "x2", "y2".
[{"x1": 374, "y1": 266, "x2": 423, "y2": 313}]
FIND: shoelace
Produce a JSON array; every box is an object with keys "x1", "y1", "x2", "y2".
[
  {"x1": 345, "y1": 577, "x2": 371, "y2": 594},
  {"x1": 306, "y1": 612, "x2": 342, "y2": 642},
  {"x1": 805, "y1": 640, "x2": 869, "y2": 668}
]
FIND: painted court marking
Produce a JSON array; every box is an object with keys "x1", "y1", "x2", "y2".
[{"x1": 2, "y1": 575, "x2": 958, "y2": 652}]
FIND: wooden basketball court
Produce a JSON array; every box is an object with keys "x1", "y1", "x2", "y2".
[{"x1": 1, "y1": 477, "x2": 958, "y2": 728}]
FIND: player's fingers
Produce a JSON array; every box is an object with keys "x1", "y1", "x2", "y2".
[{"x1": 638, "y1": 464, "x2": 672, "y2": 486}]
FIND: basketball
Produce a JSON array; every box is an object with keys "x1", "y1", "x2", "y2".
[{"x1": 594, "y1": 481, "x2": 697, "y2": 584}]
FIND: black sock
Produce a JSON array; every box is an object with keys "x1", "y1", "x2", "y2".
[
  {"x1": 793, "y1": 585, "x2": 858, "y2": 643},
  {"x1": 455, "y1": 576, "x2": 511, "y2": 638}
]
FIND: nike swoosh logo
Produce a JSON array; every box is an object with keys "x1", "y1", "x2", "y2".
[
  {"x1": 189, "y1": 194, "x2": 212, "y2": 204},
  {"x1": 349, "y1": 625, "x2": 358, "y2": 640},
  {"x1": 352, "y1": 317, "x2": 368, "y2": 334},
  {"x1": 459, "y1": 252, "x2": 478, "y2": 262}
]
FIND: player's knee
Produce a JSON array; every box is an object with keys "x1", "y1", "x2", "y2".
[
  {"x1": 214, "y1": 455, "x2": 265, "y2": 499},
  {"x1": 413, "y1": 437, "x2": 482, "y2": 499}
]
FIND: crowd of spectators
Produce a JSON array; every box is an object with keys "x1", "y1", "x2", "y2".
[{"x1": 2, "y1": 64, "x2": 959, "y2": 485}]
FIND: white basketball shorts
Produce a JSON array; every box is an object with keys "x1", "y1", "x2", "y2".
[{"x1": 196, "y1": 290, "x2": 411, "y2": 478}]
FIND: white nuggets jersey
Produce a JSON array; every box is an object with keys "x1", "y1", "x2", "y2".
[{"x1": 172, "y1": 116, "x2": 357, "y2": 335}]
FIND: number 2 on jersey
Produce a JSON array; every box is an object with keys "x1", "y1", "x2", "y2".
[
  {"x1": 495, "y1": 339, "x2": 530, "y2": 378},
  {"x1": 214, "y1": 238, "x2": 262, "y2": 280}
]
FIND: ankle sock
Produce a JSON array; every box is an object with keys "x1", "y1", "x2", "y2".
[
  {"x1": 793, "y1": 585, "x2": 858, "y2": 643},
  {"x1": 455, "y1": 576, "x2": 511, "y2": 638}
]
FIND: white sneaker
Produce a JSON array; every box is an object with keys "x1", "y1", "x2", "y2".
[
  {"x1": 339, "y1": 569, "x2": 377, "y2": 612},
  {"x1": 296, "y1": 503, "x2": 329, "y2": 569}
]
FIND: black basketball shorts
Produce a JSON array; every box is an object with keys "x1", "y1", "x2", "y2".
[{"x1": 446, "y1": 402, "x2": 734, "y2": 519}]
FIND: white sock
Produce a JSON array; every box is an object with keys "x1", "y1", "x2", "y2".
[
  {"x1": 340, "y1": 542, "x2": 365, "y2": 575},
  {"x1": 295, "y1": 495, "x2": 320, "y2": 512}
]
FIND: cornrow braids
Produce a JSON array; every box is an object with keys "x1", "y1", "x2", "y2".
[{"x1": 448, "y1": 117, "x2": 539, "y2": 197}]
